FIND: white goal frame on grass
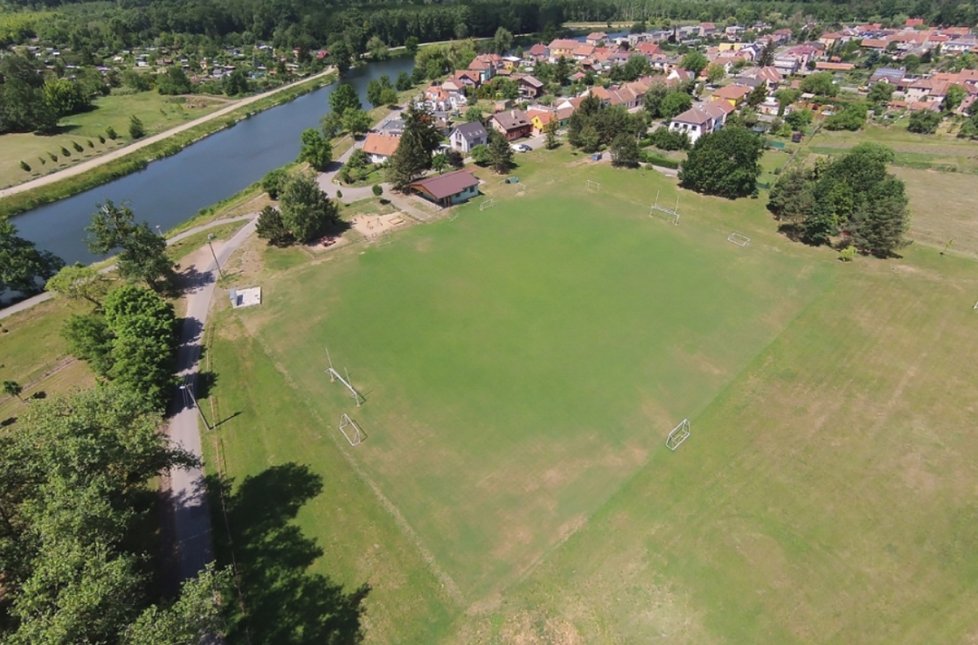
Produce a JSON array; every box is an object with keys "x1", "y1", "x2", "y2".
[
  {"x1": 479, "y1": 198, "x2": 496, "y2": 211},
  {"x1": 339, "y1": 413, "x2": 365, "y2": 446},
  {"x1": 324, "y1": 346, "x2": 365, "y2": 407},
  {"x1": 727, "y1": 232, "x2": 752, "y2": 247},
  {"x1": 973, "y1": 299, "x2": 978, "y2": 311},
  {"x1": 649, "y1": 189, "x2": 680, "y2": 225},
  {"x1": 586, "y1": 179, "x2": 601, "y2": 193},
  {"x1": 666, "y1": 418, "x2": 691, "y2": 451}
]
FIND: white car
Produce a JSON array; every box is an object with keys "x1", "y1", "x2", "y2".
[{"x1": 510, "y1": 143, "x2": 532, "y2": 153}]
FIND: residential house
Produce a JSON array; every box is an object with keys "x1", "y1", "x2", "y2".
[
  {"x1": 514, "y1": 74, "x2": 544, "y2": 99},
  {"x1": 490, "y1": 109, "x2": 533, "y2": 140},
  {"x1": 668, "y1": 101, "x2": 732, "y2": 142},
  {"x1": 448, "y1": 122, "x2": 488, "y2": 153},
  {"x1": 869, "y1": 66, "x2": 906, "y2": 86},
  {"x1": 361, "y1": 132, "x2": 401, "y2": 164},
  {"x1": 905, "y1": 78, "x2": 951, "y2": 105},
  {"x1": 814, "y1": 61, "x2": 856, "y2": 72},
  {"x1": 586, "y1": 32, "x2": 608, "y2": 46},
  {"x1": 710, "y1": 83, "x2": 751, "y2": 107},
  {"x1": 944, "y1": 36, "x2": 978, "y2": 55},
  {"x1": 527, "y1": 43, "x2": 549, "y2": 61},
  {"x1": 409, "y1": 170, "x2": 480, "y2": 207},
  {"x1": 468, "y1": 54, "x2": 501, "y2": 83},
  {"x1": 528, "y1": 105, "x2": 574, "y2": 134},
  {"x1": 547, "y1": 39, "x2": 580, "y2": 60},
  {"x1": 860, "y1": 38, "x2": 891, "y2": 51}
]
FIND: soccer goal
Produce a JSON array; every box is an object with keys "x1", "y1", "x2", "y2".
[
  {"x1": 649, "y1": 189, "x2": 680, "y2": 225},
  {"x1": 324, "y1": 346, "x2": 365, "y2": 407},
  {"x1": 586, "y1": 179, "x2": 601, "y2": 193},
  {"x1": 479, "y1": 198, "x2": 496, "y2": 211},
  {"x1": 665, "y1": 418, "x2": 691, "y2": 451},
  {"x1": 339, "y1": 413, "x2": 365, "y2": 446},
  {"x1": 727, "y1": 232, "x2": 751, "y2": 247},
  {"x1": 973, "y1": 299, "x2": 978, "y2": 311}
]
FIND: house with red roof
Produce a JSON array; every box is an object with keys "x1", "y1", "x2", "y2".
[{"x1": 409, "y1": 170, "x2": 480, "y2": 207}]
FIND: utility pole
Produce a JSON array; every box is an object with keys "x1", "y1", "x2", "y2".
[
  {"x1": 179, "y1": 383, "x2": 212, "y2": 431},
  {"x1": 207, "y1": 233, "x2": 225, "y2": 280}
]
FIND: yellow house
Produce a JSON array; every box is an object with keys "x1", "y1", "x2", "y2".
[{"x1": 717, "y1": 42, "x2": 749, "y2": 52}]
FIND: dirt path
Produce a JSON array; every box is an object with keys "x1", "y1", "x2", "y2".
[{"x1": 0, "y1": 69, "x2": 334, "y2": 199}]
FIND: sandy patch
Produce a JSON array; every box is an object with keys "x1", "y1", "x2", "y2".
[{"x1": 351, "y1": 212, "x2": 408, "y2": 239}]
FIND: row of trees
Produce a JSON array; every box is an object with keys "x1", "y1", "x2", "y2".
[{"x1": 768, "y1": 143, "x2": 909, "y2": 256}]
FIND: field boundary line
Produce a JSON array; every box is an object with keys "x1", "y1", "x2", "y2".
[{"x1": 245, "y1": 327, "x2": 466, "y2": 607}]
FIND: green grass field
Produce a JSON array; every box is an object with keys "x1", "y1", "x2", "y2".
[
  {"x1": 0, "y1": 91, "x2": 227, "y2": 188},
  {"x1": 200, "y1": 150, "x2": 978, "y2": 641}
]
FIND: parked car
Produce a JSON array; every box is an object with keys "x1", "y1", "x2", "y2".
[{"x1": 510, "y1": 143, "x2": 532, "y2": 153}]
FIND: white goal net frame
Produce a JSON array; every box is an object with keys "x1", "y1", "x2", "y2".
[
  {"x1": 649, "y1": 189, "x2": 680, "y2": 225},
  {"x1": 727, "y1": 232, "x2": 751, "y2": 247},
  {"x1": 339, "y1": 413, "x2": 365, "y2": 446},
  {"x1": 324, "y1": 346, "x2": 365, "y2": 407},
  {"x1": 479, "y1": 198, "x2": 496, "y2": 211},
  {"x1": 586, "y1": 179, "x2": 601, "y2": 193},
  {"x1": 665, "y1": 418, "x2": 691, "y2": 451}
]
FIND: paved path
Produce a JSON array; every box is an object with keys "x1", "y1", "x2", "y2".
[
  {"x1": 0, "y1": 69, "x2": 334, "y2": 199},
  {"x1": 0, "y1": 215, "x2": 255, "y2": 320},
  {"x1": 166, "y1": 217, "x2": 258, "y2": 583}
]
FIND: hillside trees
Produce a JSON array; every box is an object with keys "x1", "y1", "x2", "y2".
[
  {"x1": 768, "y1": 143, "x2": 909, "y2": 256},
  {"x1": 679, "y1": 126, "x2": 763, "y2": 198}
]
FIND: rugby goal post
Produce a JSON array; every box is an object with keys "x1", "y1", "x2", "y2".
[
  {"x1": 585, "y1": 179, "x2": 601, "y2": 193},
  {"x1": 649, "y1": 189, "x2": 680, "y2": 225},
  {"x1": 324, "y1": 346, "x2": 365, "y2": 407},
  {"x1": 727, "y1": 232, "x2": 751, "y2": 247},
  {"x1": 339, "y1": 413, "x2": 365, "y2": 446},
  {"x1": 665, "y1": 418, "x2": 691, "y2": 451},
  {"x1": 479, "y1": 198, "x2": 496, "y2": 211}
]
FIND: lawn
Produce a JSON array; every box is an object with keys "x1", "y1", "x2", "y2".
[
  {"x1": 0, "y1": 90, "x2": 227, "y2": 189},
  {"x1": 197, "y1": 148, "x2": 978, "y2": 642}
]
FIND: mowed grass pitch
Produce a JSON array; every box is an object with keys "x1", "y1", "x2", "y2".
[{"x1": 202, "y1": 154, "x2": 978, "y2": 642}]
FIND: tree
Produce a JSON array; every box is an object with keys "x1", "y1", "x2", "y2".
[
  {"x1": 63, "y1": 314, "x2": 115, "y2": 376},
  {"x1": 799, "y1": 72, "x2": 836, "y2": 97},
  {"x1": 706, "y1": 63, "x2": 726, "y2": 84},
  {"x1": 298, "y1": 128, "x2": 332, "y2": 171},
  {"x1": 341, "y1": 108, "x2": 371, "y2": 136},
  {"x1": 747, "y1": 83, "x2": 767, "y2": 108},
  {"x1": 775, "y1": 88, "x2": 801, "y2": 116},
  {"x1": 867, "y1": 82, "x2": 894, "y2": 109},
  {"x1": 643, "y1": 83, "x2": 668, "y2": 118},
  {"x1": 366, "y1": 35, "x2": 389, "y2": 60},
  {"x1": 262, "y1": 168, "x2": 289, "y2": 199},
  {"x1": 679, "y1": 126, "x2": 764, "y2": 198},
  {"x1": 279, "y1": 174, "x2": 341, "y2": 243},
  {"x1": 850, "y1": 176, "x2": 909, "y2": 257},
  {"x1": 464, "y1": 107, "x2": 484, "y2": 123},
  {"x1": 681, "y1": 51, "x2": 709, "y2": 77},
  {"x1": 125, "y1": 565, "x2": 232, "y2": 645},
  {"x1": 223, "y1": 68, "x2": 249, "y2": 96},
  {"x1": 907, "y1": 109, "x2": 941, "y2": 134},
  {"x1": 544, "y1": 118, "x2": 559, "y2": 149},
  {"x1": 367, "y1": 76, "x2": 394, "y2": 108},
  {"x1": 256, "y1": 205, "x2": 293, "y2": 246},
  {"x1": 86, "y1": 201, "x2": 173, "y2": 291},
  {"x1": 470, "y1": 144, "x2": 491, "y2": 165},
  {"x1": 610, "y1": 133, "x2": 639, "y2": 167},
  {"x1": 622, "y1": 55, "x2": 651, "y2": 81},
  {"x1": 825, "y1": 102, "x2": 867, "y2": 131},
  {"x1": 943, "y1": 84, "x2": 966, "y2": 112},
  {"x1": 387, "y1": 103, "x2": 439, "y2": 188},
  {"x1": 42, "y1": 77, "x2": 89, "y2": 118},
  {"x1": 579, "y1": 123, "x2": 601, "y2": 153},
  {"x1": 659, "y1": 91, "x2": 693, "y2": 119},
  {"x1": 45, "y1": 263, "x2": 110, "y2": 308},
  {"x1": 492, "y1": 27, "x2": 513, "y2": 54},
  {"x1": 156, "y1": 66, "x2": 192, "y2": 95},
  {"x1": 785, "y1": 107, "x2": 814, "y2": 130},
  {"x1": 103, "y1": 285, "x2": 178, "y2": 406},
  {"x1": 330, "y1": 82, "x2": 361, "y2": 115},
  {"x1": 405, "y1": 37, "x2": 420, "y2": 55},
  {"x1": 0, "y1": 220, "x2": 64, "y2": 294},
  {"x1": 758, "y1": 40, "x2": 776, "y2": 67},
  {"x1": 128, "y1": 114, "x2": 146, "y2": 140},
  {"x1": 487, "y1": 131, "x2": 514, "y2": 173},
  {"x1": 395, "y1": 71, "x2": 413, "y2": 91},
  {"x1": 3, "y1": 380, "x2": 23, "y2": 402}
]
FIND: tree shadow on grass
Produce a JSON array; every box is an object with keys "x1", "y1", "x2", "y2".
[{"x1": 206, "y1": 463, "x2": 369, "y2": 643}]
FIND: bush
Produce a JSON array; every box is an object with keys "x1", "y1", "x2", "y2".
[
  {"x1": 261, "y1": 168, "x2": 289, "y2": 200},
  {"x1": 825, "y1": 103, "x2": 867, "y2": 131},
  {"x1": 105, "y1": 126, "x2": 118, "y2": 140},
  {"x1": 471, "y1": 144, "x2": 491, "y2": 166},
  {"x1": 372, "y1": 184, "x2": 383, "y2": 196},
  {"x1": 98, "y1": 134, "x2": 106, "y2": 144},
  {"x1": 646, "y1": 128, "x2": 690, "y2": 151},
  {"x1": 639, "y1": 150, "x2": 679, "y2": 169},
  {"x1": 128, "y1": 115, "x2": 145, "y2": 139},
  {"x1": 72, "y1": 141, "x2": 84, "y2": 153},
  {"x1": 19, "y1": 160, "x2": 31, "y2": 172},
  {"x1": 907, "y1": 110, "x2": 941, "y2": 134},
  {"x1": 87, "y1": 139, "x2": 94, "y2": 148},
  {"x1": 49, "y1": 152, "x2": 58, "y2": 162},
  {"x1": 61, "y1": 146, "x2": 71, "y2": 157}
]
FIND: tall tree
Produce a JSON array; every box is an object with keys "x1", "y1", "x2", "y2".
[
  {"x1": 487, "y1": 131, "x2": 514, "y2": 173},
  {"x1": 45, "y1": 263, "x2": 110, "y2": 308},
  {"x1": 298, "y1": 128, "x2": 332, "y2": 171},
  {"x1": 610, "y1": 133, "x2": 639, "y2": 167},
  {"x1": 679, "y1": 126, "x2": 763, "y2": 198},
  {"x1": 492, "y1": 27, "x2": 513, "y2": 54},
  {"x1": 680, "y1": 51, "x2": 708, "y2": 77},
  {"x1": 387, "y1": 103, "x2": 440, "y2": 189},
  {"x1": 3, "y1": 380, "x2": 23, "y2": 402},
  {"x1": 256, "y1": 206, "x2": 294, "y2": 247},
  {"x1": 329, "y1": 82, "x2": 361, "y2": 116},
  {"x1": 544, "y1": 118, "x2": 559, "y2": 149},
  {"x1": 279, "y1": 174, "x2": 341, "y2": 243},
  {"x1": 0, "y1": 220, "x2": 64, "y2": 295},
  {"x1": 87, "y1": 201, "x2": 173, "y2": 292}
]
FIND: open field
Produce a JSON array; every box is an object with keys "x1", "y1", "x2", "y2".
[
  {"x1": 0, "y1": 91, "x2": 227, "y2": 189},
  {"x1": 198, "y1": 147, "x2": 978, "y2": 641}
]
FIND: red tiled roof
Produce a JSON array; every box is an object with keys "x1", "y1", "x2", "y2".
[{"x1": 362, "y1": 133, "x2": 401, "y2": 157}]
